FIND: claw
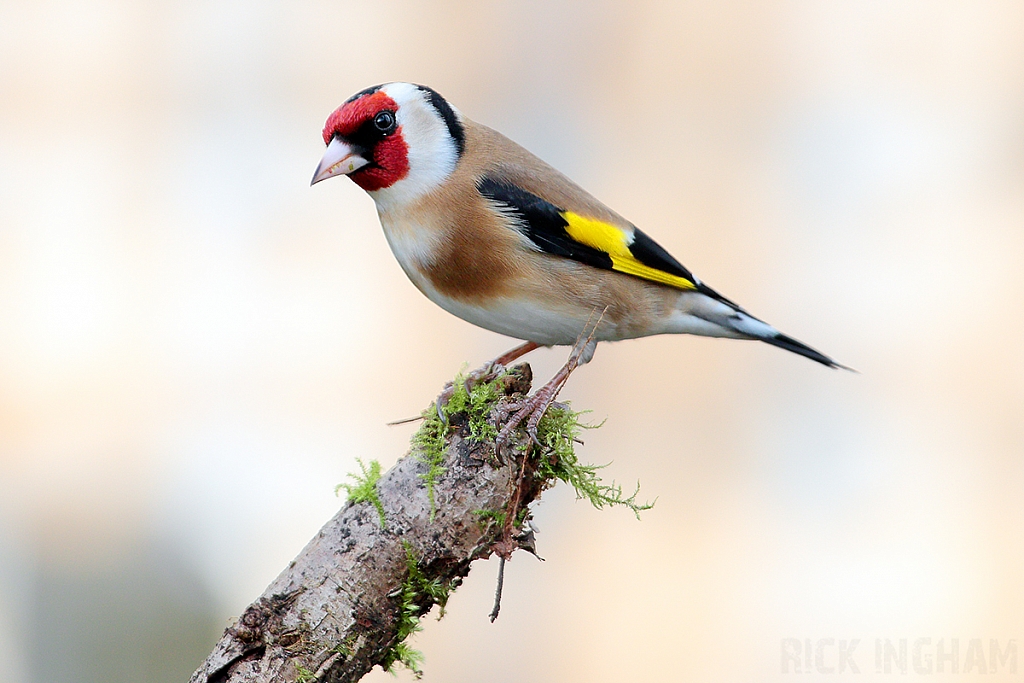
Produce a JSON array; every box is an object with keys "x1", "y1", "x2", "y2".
[
  {"x1": 435, "y1": 381, "x2": 455, "y2": 424},
  {"x1": 493, "y1": 308, "x2": 606, "y2": 450},
  {"x1": 432, "y1": 340, "x2": 542, "y2": 428}
]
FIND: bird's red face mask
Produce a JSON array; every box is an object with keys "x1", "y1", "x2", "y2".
[{"x1": 311, "y1": 90, "x2": 410, "y2": 191}]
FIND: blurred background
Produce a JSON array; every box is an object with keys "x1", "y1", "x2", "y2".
[{"x1": 1, "y1": 1, "x2": 1022, "y2": 681}]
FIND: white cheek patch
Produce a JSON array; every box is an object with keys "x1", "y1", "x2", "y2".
[{"x1": 370, "y1": 83, "x2": 461, "y2": 212}]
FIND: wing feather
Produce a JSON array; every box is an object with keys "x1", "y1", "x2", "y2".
[{"x1": 477, "y1": 176, "x2": 698, "y2": 292}]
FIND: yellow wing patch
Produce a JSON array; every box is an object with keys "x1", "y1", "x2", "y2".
[{"x1": 561, "y1": 212, "x2": 697, "y2": 291}]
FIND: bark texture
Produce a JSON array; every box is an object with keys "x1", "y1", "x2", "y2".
[{"x1": 190, "y1": 364, "x2": 546, "y2": 683}]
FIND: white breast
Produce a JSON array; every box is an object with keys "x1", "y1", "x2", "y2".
[
  {"x1": 376, "y1": 210, "x2": 441, "y2": 285},
  {"x1": 427, "y1": 287, "x2": 599, "y2": 346}
]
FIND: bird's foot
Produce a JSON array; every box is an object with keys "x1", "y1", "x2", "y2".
[
  {"x1": 434, "y1": 341, "x2": 541, "y2": 424},
  {"x1": 493, "y1": 369, "x2": 570, "y2": 447},
  {"x1": 494, "y1": 331, "x2": 596, "y2": 448}
]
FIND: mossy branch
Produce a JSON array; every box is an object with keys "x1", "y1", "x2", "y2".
[
  {"x1": 535, "y1": 407, "x2": 654, "y2": 519},
  {"x1": 335, "y1": 458, "x2": 386, "y2": 527},
  {"x1": 189, "y1": 362, "x2": 653, "y2": 683}
]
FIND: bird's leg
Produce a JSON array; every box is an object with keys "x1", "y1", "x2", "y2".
[
  {"x1": 495, "y1": 338, "x2": 595, "y2": 446},
  {"x1": 495, "y1": 312, "x2": 603, "y2": 447},
  {"x1": 463, "y1": 340, "x2": 542, "y2": 394},
  {"x1": 488, "y1": 340, "x2": 542, "y2": 371},
  {"x1": 485, "y1": 317, "x2": 601, "y2": 618},
  {"x1": 435, "y1": 341, "x2": 542, "y2": 423}
]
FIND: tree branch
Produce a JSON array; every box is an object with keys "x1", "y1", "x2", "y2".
[{"x1": 189, "y1": 364, "x2": 553, "y2": 683}]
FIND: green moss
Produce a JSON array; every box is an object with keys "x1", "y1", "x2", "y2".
[
  {"x1": 472, "y1": 508, "x2": 507, "y2": 531},
  {"x1": 410, "y1": 410, "x2": 447, "y2": 523},
  {"x1": 444, "y1": 370, "x2": 502, "y2": 441},
  {"x1": 381, "y1": 544, "x2": 458, "y2": 679},
  {"x1": 413, "y1": 368, "x2": 653, "y2": 522},
  {"x1": 335, "y1": 458, "x2": 386, "y2": 527},
  {"x1": 412, "y1": 370, "x2": 505, "y2": 521},
  {"x1": 328, "y1": 633, "x2": 357, "y2": 661},
  {"x1": 535, "y1": 404, "x2": 654, "y2": 519},
  {"x1": 294, "y1": 664, "x2": 315, "y2": 683},
  {"x1": 386, "y1": 642, "x2": 424, "y2": 679}
]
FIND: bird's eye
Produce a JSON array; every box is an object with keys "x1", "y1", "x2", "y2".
[{"x1": 373, "y1": 111, "x2": 396, "y2": 132}]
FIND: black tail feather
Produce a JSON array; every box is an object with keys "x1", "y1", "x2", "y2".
[{"x1": 760, "y1": 332, "x2": 854, "y2": 371}]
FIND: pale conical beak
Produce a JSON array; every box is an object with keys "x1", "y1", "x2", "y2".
[{"x1": 310, "y1": 137, "x2": 370, "y2": 186}]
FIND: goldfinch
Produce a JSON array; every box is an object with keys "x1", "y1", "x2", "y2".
[{"x1": 312, "y1": 83, "x2": 846, "y2": 437}]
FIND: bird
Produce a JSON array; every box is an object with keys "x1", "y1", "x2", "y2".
[{"x1": 311, "y1": 82, "x2": 848, "y2": 440}]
